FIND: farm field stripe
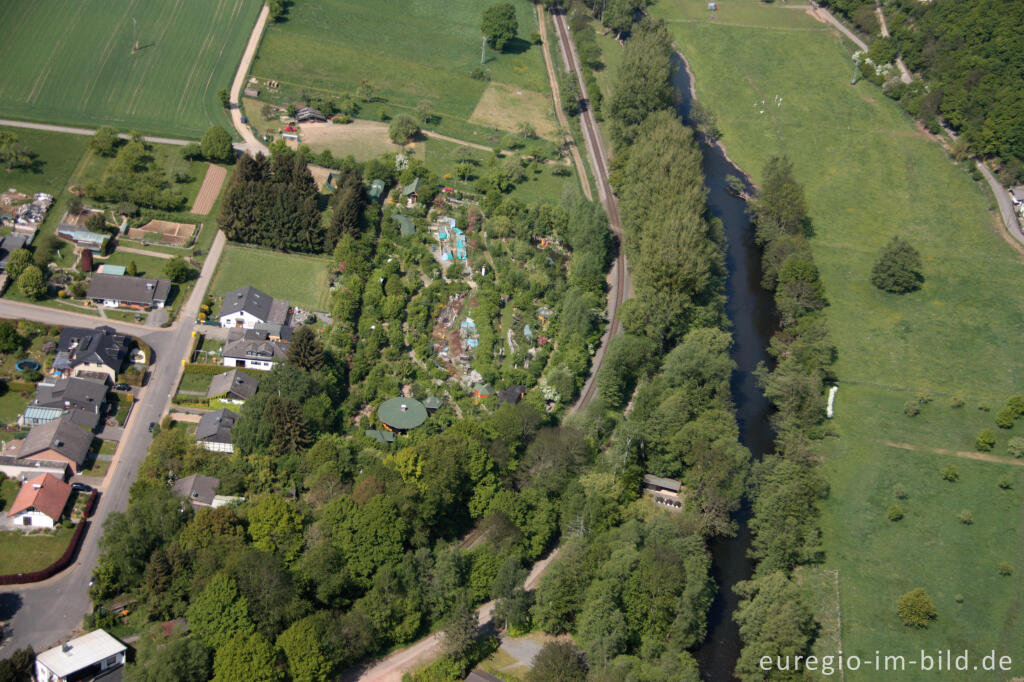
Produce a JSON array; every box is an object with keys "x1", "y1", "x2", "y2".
[
  {"x1": 175, "y1": 0, "x2": 225, "y2": 117},
  {"x1": 197, "y1": 0, "x2": 246, "y2": 116},
  {"x1": 127, "y1": 0, "x2": 185, "y2": 116},
  {"x1": 27, "y1": 0, "x2": 84, "y2": 104},
  {"x1": 80, "y1": 0, "x2": 141, "y2": 111}
]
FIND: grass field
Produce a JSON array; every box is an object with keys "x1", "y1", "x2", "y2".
[
  {"x1": 210, "y1": 245, "x2": 331, "y2": 312},
  {"x1": 650, "y1": 0, "x2": 1024, "y2": 674},
  {"x1": 0, "y1": 526, "x2": 74, "y2": 575},
  {"x1": 0, "y1": 0, "x2": 261, "y2": 138},
  {"x1": 0, "y1": 126, "x2": 91, "y2": 196},
  {"x1": 250, "y1": 0, "x2": 552, "y2": 143}
]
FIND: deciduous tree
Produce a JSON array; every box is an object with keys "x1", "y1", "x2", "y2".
[{"x1": 481, "y1": 3, "x2": 519, "y2": 50}]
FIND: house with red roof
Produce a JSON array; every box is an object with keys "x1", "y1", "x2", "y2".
[{"x1": 8, "y1": 473, "x2": 72, "y2": 528}]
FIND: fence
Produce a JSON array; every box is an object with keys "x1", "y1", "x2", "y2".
[{"x1": 0, "y1": 490, "x2": 99, "y2": 585}]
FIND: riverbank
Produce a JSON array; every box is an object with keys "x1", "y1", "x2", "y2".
[{"x1": 651, "y1": 0, "x2": 1024, "y2": 675}]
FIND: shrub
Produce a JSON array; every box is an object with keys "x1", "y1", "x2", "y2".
[
  {"x1": 958, "y1": 509, "x2": 973, "y2": 524},
  {"x1": 893, "y1": 483, "x2": 907, "y2": 499},
  {"x1": 954, "y1": 594, "x2": 964, "y2": 603},
  {"x1": 995, "y1": 407, "x2": 1016, "y2": 429},
  {"x1": 998, "y1": 562, "x2": 1013, "y2": 576},
  {"x1": 976, "y1": 428, "x2": 996, "y2": 451},
  {"x1": 903, "y1": 400, "x2": 920, "y2": 417},
  {"x1": 388, "y1": 115, "x2": 420, "y2": 144},
  {"x1": 998, "y1": 475, "x2": 1012, "y2": 489},
  {"x1": 1008, "y1": 437, "x2": 1024, "y2": 458},
  {"x1": 949, "y1": 396, "x2": 964, "y2": 408},
  {"x1": 897, "y1": 588, "x2": 936, "y2": 628},
  {"x1": 887, "y1": 504, "x2": 903, "y2": 521},
  {"x1": 940, "y1": 464, "x2": 959, "y2": 482}
]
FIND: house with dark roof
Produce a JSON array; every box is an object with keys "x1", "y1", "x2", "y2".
[
  {"x1": 642, "y1": 474, "x2": 684, "y2": 511},
  {"x1": 497, "y1": 385, "x2": 527, "y2": 405},
  {"x1": 207, "y1": 369, "x2": 258, "y2": 404},
  {"x1": 222, "y1": 328, "x2": 288, "y2": 371},
  {"x1": 171, "y1": 474, "x2": 221, "y2": 508},
  {"x1": 0, "y1": 232, "x2": 29, "y2": 271},
  {"x1": 218, "y1": 286, "x2": 289, "y2": 329},
  {"x1": 87, "y1": 273, "x2": 171, "y2": 310},
  {"x1": 195, "y1": 408, "x2": 238, "y2": 453},
  {"x1": 23, "y1": 377, "x2": 108, "y2": 430},
  {"x1": 54, "y1": 326, "x2": 132, "y2": 383},
  {"x1": 8, "y1": 473, "x2": 72, "y2": 528},
  {"x1": 11, "y1": 416, "x2": 94, "y2": 473}
]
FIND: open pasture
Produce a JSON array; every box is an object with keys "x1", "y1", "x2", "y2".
[{"x1": 0, "y1": 0, "x2": 261, "y2": 138}]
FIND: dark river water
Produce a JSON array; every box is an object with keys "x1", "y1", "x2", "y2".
[{"x1": 669, "y1": 53, "x2": 779, "y2": 681}]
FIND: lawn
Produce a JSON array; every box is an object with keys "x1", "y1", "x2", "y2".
[
  {"x1": 0, "y1": 126, "x2": 90, "y2": 196},
  {"x1": 0, "y1": 526, "x2": 74, "y2": 575},
  {"x1": 649, "y1": 0, "x2": 1024, "y2": 674},
  {"x1": 0, "y1": 391, "x2": 31, "y2": 427},
  {"x1": 0, "y1": 0, "x2": 262, "y2": 138},
  {"x1": 210, "y1": 245, "x2": 331, "y2": 312},
  {"x1": 249, "y1": 0, "x2": 552, "y2": 143}
]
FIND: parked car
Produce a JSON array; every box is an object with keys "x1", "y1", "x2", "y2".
[
  {"x1": 148, "y1": 422, "x2": 156, "y2": 432},
  {"x1": 71, "y1": 482, "x2": 92, "y2": 493},
  {"x1": 114, "y1": 383, "x2": 131, "y2": 392}
]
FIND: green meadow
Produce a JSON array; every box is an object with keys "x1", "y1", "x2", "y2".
[
  {"x1": 650, "y1": 0, "x2": 1024, "y2": 675},
  {"x1": 210, "y1": 246, "x2": 331, "y2": 313},
  {"x1": 0, "y1": 0, "x2": 261, "y2": 137}
]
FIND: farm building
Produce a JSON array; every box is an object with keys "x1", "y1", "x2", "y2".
[
  {"x1": 368, "y1": 179, "x2": 387, "y2": 204},
  {"x1": 54, "y1": 326, "x2": 132, "y2": 382},
  {"x1": 219, "y1": 286, "x2": 289, "y2": 329},
  {"x1": 7, "y1": 473, "x2": 72, "y2": 528},
  {"x1": 35, "y1": 629, "x2": 127, "y2": 682},
  {"x1": 87, "y1": 273, "x2": 171, "y2": 309},
  {"x1": 195, "y1": 409, "x2": 238, "y2": 453},
  {"x1": 295, "y1": 106, "x2": 327, "y2": 123},
  {"x1": 57, "y1": 225, "x2": 107, "y2": 252},
  {"x1": 377, "y1": 397, "x2": 427, "y2": 434},
  {"x1": 244, "y1": 87, "x2": 260, "y2": 98},
  {"x1": 207, "y1": 369, "x2": 258, "y2": 403},
  {"x1": 222, "y1": 328, "x2": 288, "y2": 371}
]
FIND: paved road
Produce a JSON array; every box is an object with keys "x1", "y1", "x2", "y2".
[
  {"x1": 0, "y1": 232, "x2": 226, "y2": 654},
  {"x1": 976, "y1": 162, "x2": 1024, "y2": 247},
  {"x1": 228, "y1": 4, "x2": 271, "y2": 156},
  {"x1": 0, "y1": 120, "x2": 251, "y2": 154}
]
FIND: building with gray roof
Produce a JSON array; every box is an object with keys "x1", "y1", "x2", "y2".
[
  {"x1": 171, "y1": 474, "x2": 221, "y2": 507},
  {"x1": 218, "y1": 286, "x2": 289, "y2": 329},
  {"x1": 55, "y1": 326, "x2": 131, "y2": 382},
  {"x1": 16, "y1": 416, "x2": 94, "y2": 473},
  {"x1": 222, "y1": 328, "x2": 288, "y2": 371},
  {"x1": 195, "y1": 408, "x2": 238, "y2": 453},
  {"x1": 87, "y1": 273, "x2": 171, "y2": 309},
  {"x1": 207, "y1": 369, "x2": 258, "y2": 403}
]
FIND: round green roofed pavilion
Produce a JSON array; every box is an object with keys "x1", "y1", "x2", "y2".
[{"x1": 377, "y1": 397, "x2": 427, "y2": 433}]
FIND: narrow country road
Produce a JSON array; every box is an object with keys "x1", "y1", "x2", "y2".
[
  {"x1": 536, "y1": 5, "x2": 593, "y2": 201},
  {"x1": 976, "y1": 161, "x2": 1024, "y2": 246},
  {"x1": 0, "y1": 119, "x2": 194, "y2": 148},
  {"x1": 228, "y1": 3, "x2": 271, "y2": 156},
  {"x1": 873, "y1": 3, "x2": 912, "y2": 84},
  {"x1": 0, "y1": 232, "x2": 227, "y2": 655}
]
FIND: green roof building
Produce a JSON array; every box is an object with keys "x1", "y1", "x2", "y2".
[
  {"x1": 401, "y1": 177, "x2": 421, "y2": 197},
  {"x1": 422, "y1": 394, "x2": 443, "y2": 411},
  {"x1": 365, "y1": 429, "x2": 395, "y2": 444},
  {"x1": 368, "y1": 179, "x2": 386, "y2": 204},
  {"x1": 395, "y1": 214, "x2": 416, "y2": 236},
  {"x1": 377, "y1": 397, "x2": 427, "y2": 433}
]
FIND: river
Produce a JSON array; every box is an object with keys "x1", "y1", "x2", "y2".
[{"x1": 669, "y1": 53, "x2": 779, "y2": 681}]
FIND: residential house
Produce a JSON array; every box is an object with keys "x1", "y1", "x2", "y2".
[
  {"x1": 8, "y1": 416, "x2": 94, "y2": 474},
  {"x1": 87, "y1": 273, "x2": 171, "y2": 309},
  {"x1": 0, "y1": 455, "x2": 68, "y2": 483},
  {"x1": 195, "y1": 408, "x2": 238, "y2": 453},
  {"x1": 207, "y1": 369, "x2": 258, "y2": 404},
  {"x1": 422, "y1": 395, "x2": 443, "y2": 412},
  {"x1": 497, "y1": 385, "x2": 527, "y2": 405},
  {"x1": 23, "y1": 376, "x2": 108, "y2": 430},
  {"x1": 472, "y1": 383, "x2": 494, "y2": 400},
  {"x1": 57, "y1": 224, "x2": 107, "y2": 252},
  {"x1": 54, "y1": 326, "x2": 132, "y2": 383},
  {"x1": 402, "y1": 177, "x2": 421, "y2": 207},
  {"x1": 364, "y1": 429, "x2": 395, "y2": 444},
  {"x1": 222, "y1": 328, "x2": 288, "y2": 371},
  {"x1": 295, "y1": 106, "x2": 327, "y2": 123},
  {"x1": 0, "y1": 232, "x2": 30, "y2": 271},
  {"x1": 171, "y1": 474, "x2": 220, "y2": 508},
  {"x1": 7, "y1": 473, "x2": 72, "y2": 528},
  {"x1": 218, "y1": 286, "x2": 289, "y2": 329},
  {"x1": 34, "y1": 629, "x2": 127, "y2": 682},
  {"x1": 253, "y1": 321, "x2": 292, "y2": 341}
]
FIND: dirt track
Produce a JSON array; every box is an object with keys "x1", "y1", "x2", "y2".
[{"x1": 191, "y1": 164, "x2": 227, "y2": 215}]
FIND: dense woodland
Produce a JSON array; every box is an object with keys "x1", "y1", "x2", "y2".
[{"x1": 821, "y1": 0, "x2": 1024, "y2": 180}]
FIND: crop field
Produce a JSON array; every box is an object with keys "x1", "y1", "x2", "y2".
[
  {"x1": 651, "y1": 0, "x2": 1024, "y2": 674},
  {"x1": 210, "y1": 245, "x2": 331, "y2": 312},
  {"x1": 0, "y1": 0, "x2": 261, "y2": 138},
  {"x1": 250, "y1": 0, "x2": 552, "y2": 143}
]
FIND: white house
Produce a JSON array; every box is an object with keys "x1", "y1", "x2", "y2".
[
  {"x1": 35, "y1": 629, "x2": 126, "y2": 682},
  {"x1": 8, "y1": 473, "x2": 72, "y2": 528},
  {"x1": 222, "y1": 328, "x2": 288, "y2": 371},
  {"x1": 218, "y1": 286, "x2": 289, "y2": 329}
]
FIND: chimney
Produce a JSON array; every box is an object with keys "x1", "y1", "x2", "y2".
[
  {"x1": 62, "y1": 643, "x2": 72, "y2": 654},
  {"x1": 400, "y1": 404, "x2": 407, "y2": 412}
]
